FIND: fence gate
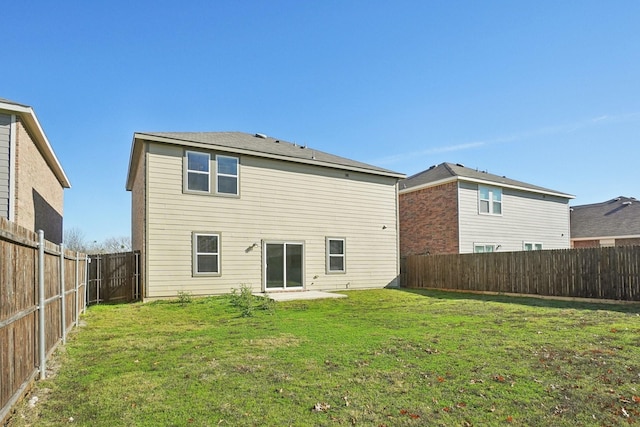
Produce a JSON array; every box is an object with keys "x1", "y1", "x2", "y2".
[{"x1": 88, "y1": 251, "x2": 140, "y2": 304}]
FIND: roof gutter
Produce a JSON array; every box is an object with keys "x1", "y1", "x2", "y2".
[{"x1": 571, "y1": 234, "x2": 640, "y2": 241}]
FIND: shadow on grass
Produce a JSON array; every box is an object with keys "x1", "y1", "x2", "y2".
[{"x1": 395, "y1": 287, "x2": 640, "y2": 314}]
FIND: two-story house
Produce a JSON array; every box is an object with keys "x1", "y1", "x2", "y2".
[
  {"x1": 399, "y1": 162, "x2": 573, "y2": 256},
  {"x1": 0, "y1": 98, "x2": 71, "y2": 244},
  {"x1": 571, "y1": 196, "x2": 640, "y2": 248},
  {"x1": 125, "y1": 132, "x2": 405, "y2": 299}
]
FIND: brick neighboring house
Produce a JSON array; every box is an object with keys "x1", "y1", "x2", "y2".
[
  {"x1": 0, "y1": 98, "x2": 71, "y2": 244},
  {"x1": 570, "y1": 196, "x2": 640, "y2": 248},
  {"x1": 399, "y1": 162, "x2": 574, "y2": 256}
]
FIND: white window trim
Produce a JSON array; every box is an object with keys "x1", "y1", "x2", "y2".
[
  {"x1": 185, "y1": 151, "x2": 211, "y2": 193},
  {"x1": 474, "y1": 243, "x2": 497, "y2": 253},
  {"x1": 215, "y1": 155, "x2": 240, "y2": 196},
  {"x1": 262, "y1": 240, "x2": 305, "y2": 291},
  {"x1": 326, "y1": 237, "x2": 346, "y2": 274},
  {"x1": 478, "y1": 185, "x2": 502, "y2": 216},
  {"x1": 523, "y1": 242, "x2": 543, "y2": 251},
  {"x1": 192, "y1": 232, "x2": 221, "y2": 276}
]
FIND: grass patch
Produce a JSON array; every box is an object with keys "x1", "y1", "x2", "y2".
[{"x1": 7, "y1": 289, "x2": 640, "y2": 426}]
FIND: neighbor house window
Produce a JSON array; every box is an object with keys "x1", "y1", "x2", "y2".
[
  {"x1": 326, "y1": 237, "x2": 346, "y2": 273},
  {"x1": 479, "y1": 186, "x2": 502, "y2": 215},
  {"x1": 216, "y1": 155, "x2": 239, "y2": 195},
  {"x1": 186, "y1": 151, "x2": 210, "y2": 192},
  {"x1": 193, "y1": 233, "x2": 220, "y2": 275},
  {"x1": 524, "y1": 242, "x2": 543, "y2": 251},
  {"x1": 474, "y1": 244, "x2": 496, "y2": 253}
]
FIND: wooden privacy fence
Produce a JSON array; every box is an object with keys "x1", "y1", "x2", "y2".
[
  {"x1": 0, "y1": 218, "x2": 88, "y2": 424},
  {"x1": 402, "y1": 246, "x2": 640, "y2": 301},
  {"x1": 87, "y1": 251, "x2": 140, "y2": 304}
]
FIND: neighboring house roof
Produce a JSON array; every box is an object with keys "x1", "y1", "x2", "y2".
[
  {"x1": 0, "y1": 98, "x2": 71, "y2": 188},
  {"x1": 570, "y1": 196, "x2": 640, "y2": 239},
  {"x1": 126, "y1": 131, "x2": 405, "y2": 190},
  {"x1": 399, "y1": 162, "x2": 574, "y2": 199}
]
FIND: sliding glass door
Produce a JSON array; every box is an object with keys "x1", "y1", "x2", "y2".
[{"x1": 264, "y1": 242, "x2": 304, "y2": 290}]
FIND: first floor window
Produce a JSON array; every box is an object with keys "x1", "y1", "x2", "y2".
[
  {"x1": 474, "y1": 244, "x2": 496, "y2": 253},
  {"x1": 193, "y1": 233, "x2": 220, "y2": 275},
  {"x1": 524, "y1": 242, "x2": 543, "y2": 251},
  {"x1": 326, "y1": 237, "x2": 346, "y2": 273}
]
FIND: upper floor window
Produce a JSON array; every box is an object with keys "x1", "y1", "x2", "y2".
[
  {"x1": 186, "y1": 151, "x2": 210, "y2": 192},
  {"x1": 216, "y1": 155, "x2": 239, "y2": 195},
  {"x1": 184, "y1": 151, "x2": 239, "y2": 196},
  {"x1": 326, "y1": 237, "x2": 346, "y2": 273},
  {"x1": 479, "y1": 186, "x2": 502, "y2": 215}
]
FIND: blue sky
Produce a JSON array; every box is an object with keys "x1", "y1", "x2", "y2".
[{"x1": 3, "y1": 1, "x2": 639, "y2": 242}]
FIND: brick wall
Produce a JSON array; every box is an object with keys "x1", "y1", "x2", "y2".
[
  {"x1": 572, "y1": 239, "x2": 599, "y2": 248},
  {"x1": 616, "y1": 237, "x2": 640, "y2": 246},
  {"x1": 14, "y1": 118, "x2": 64, "y2": 243},
  {"x1": 399, "y1": 181, "x2": 459, "y2": 256},
  {"x1": 573, "y1": 238, "x2": 640, "y2": 248}
]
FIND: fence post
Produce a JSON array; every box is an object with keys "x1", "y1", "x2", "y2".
[
  {"x1": 60, "y1": 244, "x2": 66, "y2": 345},
  {"x1": 84, "y1": 256, "x2": 90, "y2": 312},
  {"x1": 74, "y1": 251, "x2": 79, "y2": 327},
  {"x1": 97, "y1": 255, "x2": 101, "y2": 304},
  {"x1": 38, "y1": 230, "x2": 46, "y2": 380}
]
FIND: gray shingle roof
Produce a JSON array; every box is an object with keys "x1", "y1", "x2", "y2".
[
  {"x1": 399, "y1": 162, "x2": 573, "y2": 198},
  {"x1": 135, "y1": 131, "x2": 404, "y2": 178},
  {"x1": 0, "y1": 98, "x2": 30, "y2": 108},
  {"x1": 570, "y1": 196, "x2": 640, "y2": 238}
]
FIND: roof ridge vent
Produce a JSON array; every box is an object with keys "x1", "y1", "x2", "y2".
[
  {"x1": 254, "y1": 133, "x2": 267, "y2": 139},
  {"x1": 456, "y1": 163, "x2": 465, "y2": 167}
]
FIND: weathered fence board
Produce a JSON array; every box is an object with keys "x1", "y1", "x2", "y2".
[
  {"x1": 0, "y1": 218, "x2": 88, "y2": 424},
  {"x1": 402, "y1": 246, "x2": 640, "y2": 301}
]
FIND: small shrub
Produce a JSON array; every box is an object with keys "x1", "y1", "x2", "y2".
[
  {"x1": 229, "y1": 284, "x2": 275, "y2": 317},
  {"x1": 176, "y1": 290, "x2": 193, "y2": 306}
]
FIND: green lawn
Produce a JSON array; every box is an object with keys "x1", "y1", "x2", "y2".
[{"x1": 8, "y1": 289, "x2": 640, "y2": 426}]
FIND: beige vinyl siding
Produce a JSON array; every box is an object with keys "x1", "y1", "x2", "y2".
[
  {"x1": 0, "y1": 114, "x2": 10, "y2": 218},
  {"x1": 144, "y1": 143, "x2": 399, "y2": 298},
  {"x1": 458, "y1": 181, "x2": 570, "y2": 253}
]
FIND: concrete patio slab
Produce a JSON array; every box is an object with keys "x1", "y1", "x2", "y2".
[{"x1": 255, "y1": 291, "x2": 348, "y2": 301}]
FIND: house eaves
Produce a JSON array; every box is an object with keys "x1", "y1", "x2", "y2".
[
  {"x1": 399, "y1": 162, "x2": 574, "y2": 200},
  {"x1": 126, "y1": 131, "x2": 405, "y2": 190},
  {"x1": 399, "y1": 176, "x2": 574, "y2": 199},
  {"x1": 0, "y1": 98, "x2": 71, "y2": 188}
]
